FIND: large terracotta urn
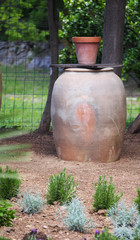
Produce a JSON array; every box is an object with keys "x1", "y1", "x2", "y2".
[
  {"x1": 51, "y1": 68, "x2": 126, "y2": 163},
  {"x1": 0, "y1": 72, "x2": 2, "y2": 109}
]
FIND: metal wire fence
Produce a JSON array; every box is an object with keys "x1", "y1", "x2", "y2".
[
  {"x1": 0, "y1": 1, "x2": 139, "y2": 131},
  {"x1": 0, "y1": 0, "x2": 49, "y2": 130},
  {"x1": 126, "y1": 96, "x2": 140, "y2": 127},
  {"x1": 0, "y1": 63, "x2": 49, "y2": 130},
  {"x1": 1, "y1": 64, "x2": 140, "y2": 130}
]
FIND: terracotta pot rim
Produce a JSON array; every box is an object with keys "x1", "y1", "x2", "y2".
[{"x1": 72, "y1": 37, "x2": 101, "y2": 43}]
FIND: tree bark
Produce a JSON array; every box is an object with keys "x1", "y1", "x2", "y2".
[
  {"x1": 0, "y1": 72, "x2": 2, "y2": 109},
  {"x1": 38, "y1": 0, "x2": 58, "y2": 133},
  {"x1": 129, "y1": 72, "x2": 140, "y2": 88},
  {"x1": 102, "y1": 0, "x2": 126, "y2": 77},
  {"x1": 127, "y1": 114, "x2": 140, "y2": 134}
]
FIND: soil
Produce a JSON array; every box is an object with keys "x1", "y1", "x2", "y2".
[{"x1": 0, "y1": 130, "x2": 140, "y2": 240}]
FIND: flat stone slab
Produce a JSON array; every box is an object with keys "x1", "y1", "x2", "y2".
[{"x1": 50, "y1": 63, "x2": 123, "y2": 69}]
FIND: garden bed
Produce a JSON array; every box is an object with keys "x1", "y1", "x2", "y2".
[{"x1": 0, "y1": 131, "x2": 140, "y2": 240}]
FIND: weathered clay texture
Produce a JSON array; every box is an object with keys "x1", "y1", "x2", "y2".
[{"x1": 51, "y1": 68, "x2": 126, "y2": 162}]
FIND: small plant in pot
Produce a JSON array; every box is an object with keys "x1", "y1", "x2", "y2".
[{"x1": 72, "y1": 36, "x2": 101, "y2": 65}]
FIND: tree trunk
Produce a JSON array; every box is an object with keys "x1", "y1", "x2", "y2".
[
  {"x1": 127, "y1": 114, "x2": 140, "y2": 134},
  {"x1": 102, "y1": 0, "x2": 126, "y2": 77},
  {"x1": 38, "y1": 0, "x2": 58, "y2": 133},
  {"x1": 0, "y1": 72, "x2": 2, "y2": 109}
]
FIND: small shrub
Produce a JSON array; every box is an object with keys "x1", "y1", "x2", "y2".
[
  {"x1": 0, "y1": 165, "x2": 21, "y2": 200},
  {"x1": 94, "y1": 228, "x2": 118, "y2": 240},
  {"x1": 107, "y1": 200, "x2": 140, "y2": 239},
  {"x1": 22, "y1": 228, "x2": 50, "y2": 240},
  {"x1": 93, "y1": 176, "x2": 123, "y2": 211},
  {"x1": 134, "y1": 188, "x2": 140, "y2": 213},
  {"x1": 0, "y1": 199, "x2": 17, "y2": 227},
  {"x1": 19, "y1": 189, "x2": 45, "y2": 215},
  {"x1": 46, "y1": 168, "x2": 78, "y2": 205},
  {"x1": 59, "y1": 197, "x2": 94, "y2": 233}
]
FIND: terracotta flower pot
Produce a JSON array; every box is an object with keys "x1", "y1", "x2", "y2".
[{"x1": 72, "y1": 37, "x2": 101, "y2": 65}]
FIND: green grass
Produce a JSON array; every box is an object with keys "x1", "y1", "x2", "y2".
[
  {"x1": 0, "y1": 64, "x2": 139, "y2": 130},
  {"x1": 126, "y1": 97, "x2": 140, "y2": 127},
  {"x1": 0, "y1": 64, "x2": 49, "y2": 130},
  {"x1": 1, "y1": 65, "x2": 49, "y2": 95}
]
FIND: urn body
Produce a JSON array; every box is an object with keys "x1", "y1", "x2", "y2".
[{"x1": 51, "y1": 68, "x2": 126, "y2": 162}]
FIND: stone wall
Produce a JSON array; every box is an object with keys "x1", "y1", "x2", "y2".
[{"x1": 0, "y1": 41, "x2": 51, "y2": 69}]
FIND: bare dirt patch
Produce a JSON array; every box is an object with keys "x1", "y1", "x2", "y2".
[{"x1": 0, "y1": 131, "x2": 140, "y2": 240}]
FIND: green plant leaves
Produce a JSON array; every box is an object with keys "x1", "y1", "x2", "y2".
[
  {"x1": 0, "y1": 0, "x2": 48, "y2": 41},
  {"x1": 0, "y1": 199, "x2": 17, "y2": 227},
  {"x1": 0, "y1": 165, "x2": 21, "y2": 200},
  {"x1": 93, "y1": 176, "x2": 123, "y2": 211},
  {"x1": 46, "y1": 168, "x2": 78, "y2": 205},
  {"x1": 134, "y1": 188, "x2": 140, "y2": 213},
  {"x1": 94, "y1": 228, "x2": 118, "y2": 240}
]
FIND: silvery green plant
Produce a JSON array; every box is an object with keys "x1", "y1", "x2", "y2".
[
  {"x1": 107, "y1": 200, "x2": 140, "y2": 240},
  {"x1": 19, "y1": 189, "x2": 45, "y2": 215},
  {"x1": 59, "y1": 197, "x2": 94, "y2": 232}
]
